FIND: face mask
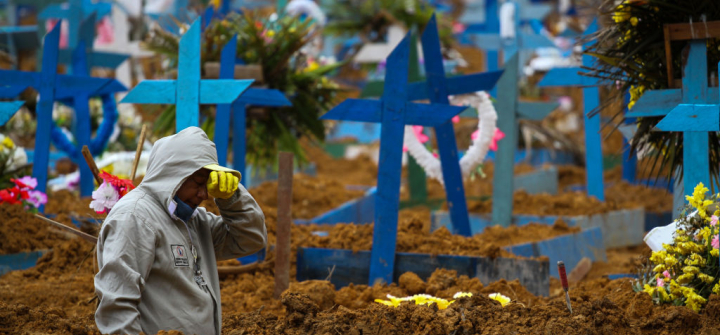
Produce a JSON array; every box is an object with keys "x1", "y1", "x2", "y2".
[{"x1": 173, "y1": 195, "x2": 196, "y2": 222}]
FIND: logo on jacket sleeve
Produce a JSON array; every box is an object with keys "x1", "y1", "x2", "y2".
[{"x1": 171, "y1": 244, "x2": 189, "y2": 267}]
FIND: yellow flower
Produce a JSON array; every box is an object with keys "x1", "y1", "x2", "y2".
[
  {"x1": 630, "y1": 17, "x2": 638, "y2": 26},
  {"x1": 266, "y1": 30, "x2": 275, "y2": 38},
  {"x1": 613, "y1": 5, "x2": 631, "y2": 23},
  {"x1": 650, "y1": 250, "x2": 667, "y2": 264},
  {"x1": 682, "y1": 266, "x2": 700, "y2": 275},
  {"x1": 677, "y1": 273, "x2": 695, "y2": 284},
  {"x1": 304, "y1": 61, "x2": 320, "y2": 73},
  {"x1": 697, "y1": 273, "x2": 715, "y2": 284},
  {"x1": 289, "y1": 27, "x2": 296, "y2": 33},
  {"x1": 713, "y1": 283, "x2": 720, "y2": 295},
  {"x1": 711, "y1": 249, "x2": 719, "y2": 257},
  {"x1": 683, "y1": 290, "x2": 707, "y2": 312},
  {"x1": 453, "y1": 292, "x2": 473, "y2": 299},
  {"x1": 664, "y1": 255, "x2": 678, "y2": 267},
  {"x1": 488, "y1": 293, "x2": 511, "y2": 307},
  {"x1": 1, "y1": 136, "x2": 14, "y2": 149},
  {"x1": 628, "y1": 85, "x2": 645, "y2": 110},
  {"x1": 653, "y1": 264, "x2": 666, "y2": 273}
]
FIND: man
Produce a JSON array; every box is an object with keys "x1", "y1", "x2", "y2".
[{"x1": 95, "y1": 127, "x2": 267, "y2": 335}]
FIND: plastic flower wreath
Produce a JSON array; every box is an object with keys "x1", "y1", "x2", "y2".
[
  {"x1": 89, "y1": 171, "x2": 135, "y2": 214},
  {"x1": 0, "y1": 176, "x2": 47, "y2": 212},
  {"x1": 638, "y1": 182, "x2": 720, "y2": 312},
  {"x1": 375, "y1": 292, "x2": 510, "y2": 309}
]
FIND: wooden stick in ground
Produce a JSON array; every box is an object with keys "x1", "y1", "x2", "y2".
[
  {"x1": 131, "y1": 124, "x2": 148, "y2": 182},
  {"x1": 34, "y1": 214, "x2": 98, "y2": 244},
  {"x1": 274, "y1": 152, "x2": 294, "y2": 299},
  {"x1": 81, "y1": 145, "x2": 103, "y2": 185}
]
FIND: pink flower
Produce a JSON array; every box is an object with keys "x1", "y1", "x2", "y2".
[
  {"x1": 489, "y1": 128, "x2": 505, "y2": 151},
  {"x1": 663, "y1": 271, "x2": 671, "y2": 279},
  {"x1": 46, "y1": 20, "x2": 68, "y2": 49},
  {"x1": 452, "y1": 116, "x2": 460, "y2": 124},
  {"x1": 26, "y1": 190, "x2": 47, "y2": 208},
  {"x1": 402, "y1": 146, "x2": 408, "y2": 152},
  {"x1": 656, "y1": 277, "x2": 665, "y2": 287},
  {"x1": 712, "y1": 235, "x2": 719, "y2": 250},
  {"x1": 17, "y1": 176, "x2": 37, "y2": 190},
  {"x1": 432, "y1": 152, "x2": 439, "y2": 158},
  {"x1": 413, "y1": 126, "x2": 429, "y2": 144},
  {"x1": 711, "y1": 215, "x2": 718, "y2": 226},
  {"x1": 89, "y1": 181, "x2": 119, "y2": 214},
  {"x1": 452, "y1": 22, "x2": 466, "y2": 34},
  {"x1": 471, "y1": 130, "x2": 480, "y2": 141},
  {"x1": 95, "y1": 17, "x2": 114, "y2": 45}
]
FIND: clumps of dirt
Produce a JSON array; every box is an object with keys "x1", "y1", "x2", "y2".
[
  {"x1": 0, "y1": 203, "x2": 78, "y2": 254},
  {"x1": 0, "y1": 301, "x2": 99, "y2": 335},
  {"x1": 247, "y1": 174, "x2": 366, "y2": 219},
  {"x1": 466, "y1": 189, "x2": 631, "y2": 216},
  {"x1": 44, "y1": 189, "x2": 103, "y2": 219},
  {"x1": 584, "y1": 245, "x2": 651, "y2": 281},
  {"x1": 302, "y1": 140, "x2": 378, "y2": 186},
  {"x1": 606, "y1": 181, "x2": 672, "y2": 213}
]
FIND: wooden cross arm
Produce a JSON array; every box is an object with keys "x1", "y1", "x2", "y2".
[
  {"x1": 320, "y1": 99, "x2": 467, "y2": 127},
  {"x1": 58, "y1": 50, "x2": 129, "y2": 69},
  {"x1": 625, "y1": 89, "x2": 682, "y2": 118},
  {"x1": 39, "y1": 2, "x2": 112, "y2": 19},
  {"x1": 121, "y1": 80, "x2": 255, "y2": 104},
  {"x1": 0, "y1": 71, "x2": 125, "y2": 98},
  {"x1": 537, "y1": 67, "x2": 604, "y2": 87},
  {"x1": 234, "y1": 88, "x2": 292, "y2": 107},
  {"x1": 519, "y1": 31, "x2": 556, "y2": 49},
  {"x1": 407, "y1": 70, "x2": 505, "y2": 101},
  {"x1": 0, "y1": 101, "x2": 24, "y2": 126},
  {"x1": 655, "y1": 104, "x2": 720, "y2": 131},
  {"x1": 470, "y1": 34, "x2": 502, "y2": 51},
  {"x1": 517, "y1": 101, "x2": 558, "y2": 120},
  {"x1": 0, "y1": 85, "x2": 29, "y2": 99}
]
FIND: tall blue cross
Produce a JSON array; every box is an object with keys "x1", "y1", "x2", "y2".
[
  {"x1": 537, "y1": 21, "x2": 608, "y2": 201},
  {"x1": 417, "y1": 14, "x2": 504, "y2": 236},
  {"x1": 320, "y1": 33, "x2": 467, "y2": 285},
  {"x1": 0, "y1": 23, "x2": 126, "y2": 201},
  {"x1": 0, "y1": 101, "x2": 24, "y2": 126},
  {"x1": 214, "y1": 35, "x2": 291, "y2": 184},
  {"x1": 627, "y1": 40, "x2": 720, "y2": 213},
  {"x1": 57, "y1": 14, "x2": 127, "y2": 196},
  {"x1": 38, "y1": 0, "x2": 112, "y2": 50},
  {"x1": 621, "y1": 92, "x2": 637, "y2": 183},
  {"x1": 121, "y1": 19, "x2": 254, "y2": 133},
  {"x1": 492, "y1": 52, "x2": 558, "y2": 226}
]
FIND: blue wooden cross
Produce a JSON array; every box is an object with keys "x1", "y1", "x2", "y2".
[
  {"x1": 56, "y1": 13, "x2": 128, "y2": 71},
  {"x1": 0, "y1": 101, "x2": 24, "y2": 126},
  {"x1": 537, "y1": 21, "x2": 608, "y2": 201},
  {"x1": 627, "y1": 40, "x2": 720, "y2": 212},
  {"x1": 621, "y1": 92, "x2": 637, "y2": 183},
  {"x1": 492, "y1": 52, "x2": 558, "y2": 226},
  {"x1": 214, "y1": 35, "x2": 291, "y2": 184},
  {"x1": 121, "y1": 19, "x2": 254, "y2": 133},
  {"x1": 0, "y1": 23, "x2": 126, "y2": 200},
  {"x1": 320, "y1": 33, "x2": 467, "y2": 285},
  {"x1": 147, "y1": 0, "x2": 195, "y2": 35},
  {"x1": 38, "y1": 0, "x2": 112, "y2": 50},
  {"x1": 58, "y1": 14, "x2": 127, "y2": 197}
]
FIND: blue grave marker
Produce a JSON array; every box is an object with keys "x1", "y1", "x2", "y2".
[
  {"x1": 319, "y1": 33, "x2": 467, "y2": 285},
  {"x1": 492, "y1": 53, "x2": 559, "y2": 226},
  {"x1": 621, "y1": 92, "x2": 637, "y2": 183},
  {"x1": 214, "y1": 35, "x2": 291, "y2": 184},
  {"x1": 121, "y1": 19, "x2": 254, "y2": 133},
  {"x1": 38, "y1": 0, "x2": 112, "y2": 50},
  {"x1": 537, "y1": 21, "x2": 607, "y2": 200},
  {"x1": 627, "y1": 40, "x2": 720, "y2": 213},
  {"x1": 0, "y1": 23, "x2": 126, "y2": 201}
]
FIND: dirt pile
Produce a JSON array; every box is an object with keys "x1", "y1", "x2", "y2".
[
  {"x1": 302, "y1": 140, "x2": 378, "y2": 186},
  {"x1": 45, "y1": 190, "x2": 102, "y2": 219},
  {"x1": 0, "y1": 203, "x2": 79, "y2": 254},
  {"x1": 465, "y1": 189, "x2": 630, "y2": 216}
]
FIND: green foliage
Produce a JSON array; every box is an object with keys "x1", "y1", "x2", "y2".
[
  {"x1": 586, "y1": 0, "x2": 720, "y2": 189},
  {"x1": 143, "y1": 11, "x2": 344, "y2": 169}
]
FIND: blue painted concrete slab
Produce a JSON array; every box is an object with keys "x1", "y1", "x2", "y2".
[
  {"x1": 297, "y1": 247, "x2": 550, "y2": 296},
  {"x1": 0, "y1": 250, "x2": 49, "y2": 276},
  {"x1": 432, "y1": 208, "x2": 645, "y2": 248}
]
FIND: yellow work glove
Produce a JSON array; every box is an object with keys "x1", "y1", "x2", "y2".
[{"x1": 207, "y1": 171, "x2": 239, "y2": 199}]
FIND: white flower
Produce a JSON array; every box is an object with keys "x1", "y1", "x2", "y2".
[{"x1": 89, "y1": 181, "x2": 119, "y2": 213}]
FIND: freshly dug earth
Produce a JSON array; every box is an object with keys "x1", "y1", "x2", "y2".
[
  {"x1": 302, "y1": 140, "x2": 378, "y2": 186},
  {"x1": 0, "y1": 203, "x2": 78, "y2": 254},
  {"x1": 45, "y1": 190, "x2": 104, "y2": 219},
  {"x1": 246, "y1": 174, "x2": 365, "y2": 219}
]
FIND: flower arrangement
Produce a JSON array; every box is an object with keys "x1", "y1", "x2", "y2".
[
  {"x1": 89, "y1": 171, "x2": 135, "y2": 214},
  {"x1": 636, "y1": 182, "x2": 720, "y2": 312},
  {"x1": 0, "y1": 176, "x2": 47, "y2": 212},
  {"x1": 374, "y1": 292, "x2": 511, "y2": 309},
  {"x1": 586, "y1": 0, "x2": 720, "y2": 184},
  {"x1": 143, "y1": 10, "x2": 343, "y2": 169}
]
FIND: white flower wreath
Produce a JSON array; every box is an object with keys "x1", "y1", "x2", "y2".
[{"x1": 403, "y1": 91, "x2": 499, "y2": 186}]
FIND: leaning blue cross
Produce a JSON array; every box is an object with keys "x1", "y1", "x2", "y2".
[
  {"x1": 538, "y1": 21, "x2": 607, "y2": 200},
  {"x1": 38, "y1": 0, "x2": 112, "y2": 50},
  {"x1": 0, "y1": 23, "x2": 125, "y2": 202},
  {"x1": 0, "y1": 101, "x2": 25, "y2": 126},
  {"x1": 57, "y1": 14, "x2": 127, "y2": 196},
  {"x1": 492, "y1": 52, "x2": 559, "y2": 226},
  {"x1": 214, "y1": 35, "x2": 291, "y2": 183},
  {"x1": 320, "y1": 33, "x2": 467, "y2": 285},
  {"x1": 122, "y1": 19, "x2": 254, "y2": 133},
  {"x1": 627, "y1": 40, "x2": 720, "y2": 216}
]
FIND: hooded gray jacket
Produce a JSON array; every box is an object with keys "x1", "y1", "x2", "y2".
[{"x1": 94, "y1": 127, "x2": 267, "y2": 335}]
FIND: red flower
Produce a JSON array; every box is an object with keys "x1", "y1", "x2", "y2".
[
  {"x1": 99, "y1": 171, "x2": 135, "y2": 196},
  {"x1": 0, "y1": 189, "x2": 20, "y2": 204},
  {"x1": 11, "y1": 178, "x2": 29, "y2": 189}
]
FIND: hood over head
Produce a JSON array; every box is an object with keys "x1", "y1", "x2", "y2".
[{"x1": 139, "y1": 127, "x2": 223, "y2": 210}]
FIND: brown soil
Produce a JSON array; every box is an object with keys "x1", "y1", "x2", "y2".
[
  {"x1": 44, "y1": 190, "x2": 105, "y2": 220},
  {"x1": 0, "y1": 203, "x2": 79, "y2": 254},
  {"x1": 465, "y1": 189, "x2": 632, "y2": 216},
  {"x1": 302, "y1": 140, "x2": 378, "y2": 186}
]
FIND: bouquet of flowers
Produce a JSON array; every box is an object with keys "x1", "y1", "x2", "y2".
[
  {"x1": 0, "y1": 176, "x2": 47, "y2": 213},
  {"x1": 89, "y1": 171, "x2": 135, "y2": 214},
  {"x1": 637, "y1": 182, "x2": 720, "y2": 312}
]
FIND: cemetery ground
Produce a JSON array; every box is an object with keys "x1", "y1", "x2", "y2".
[{"x1": 0, "y1": 144, "x2": 704, "y2": 335}]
